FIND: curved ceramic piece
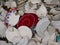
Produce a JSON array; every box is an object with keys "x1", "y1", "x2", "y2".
[
  {"x1": 7, "y1": 13, "x2": 20, "y2": 26},
  {"x1": 6, "y1": 27, "x2": 20, "y2": 42},
  {"x1": 16, "y1": 13, "x2": 38, "y2": 28},
  {"x1": 0, "y1": 21, "x2": 7, "y2": 37},
  {"x1": 36, "y1": 4, "x2": 47, "y2": 18},
  {"x1": 18, "y1": 26, "x2": 32, "y2": 39}
]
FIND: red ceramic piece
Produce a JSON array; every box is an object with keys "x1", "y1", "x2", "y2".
[{"x1": 15, "y1": 13, "x2": 38, "y2": 28}]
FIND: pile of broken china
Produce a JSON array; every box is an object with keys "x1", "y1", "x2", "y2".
[{"x1": 0, "y1": 0, "x2": 60, "y2": 45}]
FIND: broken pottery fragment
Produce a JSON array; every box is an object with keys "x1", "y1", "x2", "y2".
[
  {"x1": 6, "y1": 27, "x2": 20, "y2": 42},
  {"x1": 36, "y1": 4, "x2": 47, "y2": 18},
  {"x1": 35, "y1": 17, "x2": 50, "y2": 38},
  {"x1": 18, "y1": 26, "x2": 32, "y2": 39}
]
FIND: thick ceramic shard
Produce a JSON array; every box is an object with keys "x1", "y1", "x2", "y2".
[
  {"x1": 6, "y1": 27, "x2": 20, "y2": 42},
  {"x1": 7, "y1": 13, "x2": 20, "y2": 26},
  {"x1": 18, "y1": 26, "x2": 32, "y2": 39},
  {"x1": 29, "y1": 0, "x2": 41, "y2": 4},
  {"x1": 0, "y1": 21, "x2": 7, "y2": 37},
  {"x1": 36, "y1": 4, "x2": 47, "y2": 18},
  {"x1": 17, "y1": 37, "x2": 29, "y2": 45},
  {"x1": 51, "y1": 21, "x2": 60, "y2": 31},
  {"x1": 44, "y1": 0, "x2": 52, "y2": 4}
]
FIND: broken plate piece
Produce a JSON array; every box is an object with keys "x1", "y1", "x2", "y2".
[
  {"x1": 36, "y1": 4, "x2": 47, "y2": 18},
  {"x1": 29, "y1": 0, "x2": 41, "y2": 4},
  {"x1": 6, "y1": 13, "x2": 20, "y2": 26},
  {"x1": 51, "y1": 21, "x2": 60, "y2": 32},
  {"x1": 35, "y1": 17, "x2": 50, "y2": 38},
  {"x1": 16, "y1": 13, "x2": 38, "y2": 28},
  {"x1": 18, "y1": 26, "x2": 32, "y2": 39},
  {"x1": 6, "y1": 27, "x2": 20, "y2": 42}
]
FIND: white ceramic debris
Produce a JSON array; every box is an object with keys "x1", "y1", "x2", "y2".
[
  {"x1": 5, "y1": 0, "x2": 17, "y2": 8},
  {"x1": 50, "y1": 8, "x2": 60, "y2": 15},
  {"x1": 44, "y1": 0, "x2": 52, "y2": 4},
  {"x1": 18, "y1": 26, "x2": 32, "y2": 39},
  {"x1": 42, "y1": 30, "x2": 50, "y2": 43},
  {"x1": 6, "y1": 27, "x2": 20, "y2": 42},
  {"x1": 49, "y1": 33, "x2": 56, "y2": 41},
  {"x1": 36, "y1": 4, "x2": 47, "y2": 18},
  {"x1": 53, "y1": 14, "x2": 60, "y2": 21},
  {"x1": 29, "y1": 0, "x2": 41, "y2": 4},
  {"x1": 51, "y1": 21, "x2": 60, "y2": 32},
  {"x1": 17, "y1": 37, "x2": 29, "y2": 45},
  {"x1": 51, "y1": 0, "x2": 59, "y2": 5},
  {"x1": 7, "y1": 13, "x2": 20, "y2": 26},
  {"x1": 35, "y1": 17, "x2": 50, "y2": 38},
  {"x1": 28, "y1": 40, "x2": 37, "y2": 45},
  {"x1": 47, "y1": 25, "x2": 56, "y2": 35},
  {"x1": 0, "y1": 21, "x2": 7, "y2": 37},
  {"x1": 0, "y1": 7, "x2": 7, "y2": 20}
]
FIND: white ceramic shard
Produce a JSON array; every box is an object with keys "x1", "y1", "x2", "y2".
[
  {"x1": 35, "y1": 17, "x2": 50, "y2": 38},
  {"x1": 53, "y1": 14, "x2": 60, "y2": 21},
  {"x1": 51, "y1": 21, "x2": 60, "y2": 32},
  {"x1": 44, "y1": 0, "x2": 52, "y2": 4},
  {"x1": 6, "y1": 27, "x2": 20, "y2": 42},
  {"x1": 42, "y1": 30, "x2": 50, "y2": 43},
  {"x1": 18, "y1": 26, "x2": 32, "y2": 39},
  {"x1": 49, "y1": 33, "x2": 56, "y2": 41},
  {"x1": 47, "y1": 25, "x2": 56, "y2": 35},
  {"x1": 36, "y1": 4, "x2": 47, "y2": 18},
  {"x1": 51, "y1": 0, "x2": 59, "y2": 5},
  {"x1": 7, "y1": 13, "x2": 20, "y2": 26},
  {"x1": 5, "y1": 0, "x2": 17, "y2": 8},
  {"x1": 0, "y1": 21, "x2": 7, "y2": 37},
  {"x1": 29, "y1": 0, "x2": 41, "y2": 4},
  {"x1": 17, "y1": 37, "x2": 29, "y2": 45},
  {"x1": 50, "y1": 8, "x2": 60, "y2": 15},
  {"x1": 28, "y1": 40, "x2": 37, "y2": 45},
  {"x1": 0, "y1": 7, "x2": 7, "y2": 20}
]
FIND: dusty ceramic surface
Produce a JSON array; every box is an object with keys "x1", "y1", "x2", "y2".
[
  {"x1": 18, "y1": 26, "x2": 32, "y2": 39},
  {"x1": 6, "y1": 27, "x2": 20, "y2": 42}
]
